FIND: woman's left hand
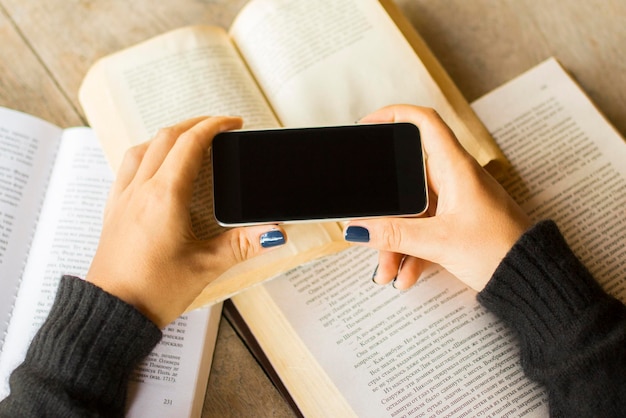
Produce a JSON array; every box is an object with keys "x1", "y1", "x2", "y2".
[{"x1": 86, "y1": 116, "x2": 286, "y2": 328}]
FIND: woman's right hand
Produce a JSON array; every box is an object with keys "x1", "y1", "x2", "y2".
[{"x1": 345, "y1": 105, "x2": 531, "y2": 291}]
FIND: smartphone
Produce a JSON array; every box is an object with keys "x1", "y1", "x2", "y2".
[{"x1": 211, "y1": 123, "x2": 428, "y2": 226}]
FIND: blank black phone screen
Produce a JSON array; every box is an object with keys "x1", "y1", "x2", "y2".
[{"x1": 211, "y1": 123, "x2": 427, "y2": 224}]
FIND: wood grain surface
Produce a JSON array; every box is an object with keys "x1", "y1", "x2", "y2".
[{"x1": 1, "y1": 1, "x2": 624, "y2": 416}]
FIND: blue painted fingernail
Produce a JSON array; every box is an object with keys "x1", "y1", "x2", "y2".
[
  {"x1": 260, "y1": 230, "x2": 285, "y2": 248},
  {"x1": 344, "y1": 226, "x2": 370, "y2": 243}
]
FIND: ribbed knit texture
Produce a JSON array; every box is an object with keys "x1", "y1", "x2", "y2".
[
  {"x1": 478, "y1": 220, "x2": 626, "y2": 417},
  {"x1": 0, "y1": 276, "x2": 162, "y2": 417}
]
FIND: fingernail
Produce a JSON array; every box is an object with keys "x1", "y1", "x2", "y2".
[
  {"x1": 371, "y1": 265, "x2": 379, "y2": 284},
  {"x1": 344, "y1": 226, "x2": 370, "y2": 243},
  {"x1": 260, "y1": 230, "x2": 285, "y2": 248}
]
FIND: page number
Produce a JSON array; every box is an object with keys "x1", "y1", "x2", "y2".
[{"x1": 163, "y1": 398, "x2": 173, "y2": 406}]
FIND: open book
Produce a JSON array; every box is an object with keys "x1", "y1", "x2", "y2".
[
  {"x1": 229, "y1": 59, "x2": 626, "y2": 416},
  {"x1": 78, "y1": 0, "x2": 506, "y2": 309},
  {"x1": 0, "y1": 107, "x2": 220, "y2": 417}
]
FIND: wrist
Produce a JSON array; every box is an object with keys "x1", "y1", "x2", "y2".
[{"x1": 478, "y1": 220, "x2": 614, "y2": 346}]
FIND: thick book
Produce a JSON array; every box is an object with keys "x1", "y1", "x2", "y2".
[
  {"x1": 78, "y1": 0, "x2": 506, "y2": 309},
  {"x1": 231, "y1": 58, "x2": 626, "y2": 416},
  {"x1": 0, "y1": 108, "x2": 220, "y2": 417}
]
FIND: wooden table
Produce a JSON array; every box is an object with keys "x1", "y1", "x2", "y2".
[{"x1": 1, "y1": 1, "x2": 624, "y2": 416}]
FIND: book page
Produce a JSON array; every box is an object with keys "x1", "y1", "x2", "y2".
[
  {"x1": 79, "y1": 25, "x2": 279, "y2": 173},
  {"x1": 126, "y1": 305, "x2": 221, "y2": 418},
  {"x1": 0, "y1": 128, "x2": 219, "y2": 416},
  {"x1": 258, "y1": 248, "x2": 547, "y2": 417},
  {"x1": 472, "y1": 58, "x2": 626, "y2": 301},
  {"x1": 230, "y1": 0, "x2": 505, "y2": 170},
  {"x1": 236, "y1": 58, "x2": 626, "y2": 416},
  {"x1": 0, "y1": 108, "x2": 61, "y2": 348},
  {"x1": 0, "y1": 127, "x2": 112, "y2": 398}
]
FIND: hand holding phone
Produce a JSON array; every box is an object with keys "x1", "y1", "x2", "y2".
[{"x1": 211, "y1": 123, "x2": 428, "y2": 226}]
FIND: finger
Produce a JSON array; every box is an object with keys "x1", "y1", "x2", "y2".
[
  {"x1": 373, "y1": 251, "x2": 404, "y2": 285},
  {"x1": 110, "y1": 141, "x2": 149, "y2": 198},
  {"x1": 394, "y1": 256, "x2": 427, "y2": 290},
  {"x1": 158, "y1": 116, "x2": 243, "y2": 199},
  {"x1": 203, "y1": 225, "x2": 287, "y2": 274},
  {"x1": 360, "y1": 105, "x2": 472, "y2": 183},
  {"x1": 104, "y1": 141, "x2": 150, "y2": 220},
  {"x1": 345, "y1": 217, "x2": 446, "y2": 267},
  {"x1": 134, "y1": 116, "x2": 212, "y2": 182}
]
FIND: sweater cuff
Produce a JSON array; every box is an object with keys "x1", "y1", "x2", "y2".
[
  {"x1": 477, "y1": 220, "x2": 618, "y2": 361},
  {"x1": 24, "y1": 276, "x2": 162, "y2": 413}
]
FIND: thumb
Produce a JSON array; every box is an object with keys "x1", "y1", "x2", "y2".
[
  {"x1": 345, "y1": 217, "x2": 446, "y2": 265},
  {"x1": 205, "y1": 225, "x2": 287, "y2": 274}
]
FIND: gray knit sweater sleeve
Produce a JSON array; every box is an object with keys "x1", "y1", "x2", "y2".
[
  {"x1": 477, "y1": 220, "x2": 626, "y2": 417},
  {"x1": 0, "y1": 276, "x2": 162, "y2": 417}
]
